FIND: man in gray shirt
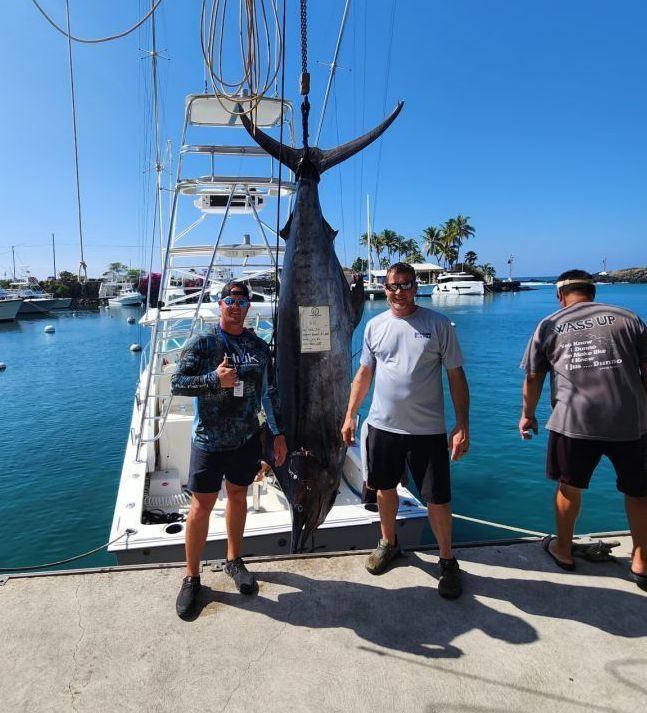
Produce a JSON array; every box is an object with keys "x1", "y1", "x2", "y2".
[
  {"x1": 520, "y1": 269, "x2": 647, "y2": 587},
  {"x1": 342, "y1": 262, "x2": 470, "y2": 599}
]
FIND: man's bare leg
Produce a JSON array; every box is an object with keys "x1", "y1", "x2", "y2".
[
  {"x1": 428, "y1": 502, "x2": 453, "y2": 560},
  {"x1": 625, "y1": 494, "x2": 647, "y2": 576},
  {"x1": 378, "y1": 488, "x2": 399, "y2": 545},
  {"x1": 225, "y1": 480, "x2": 249, "y2": 561},
  {"x1": 185, "y1": 491, "x2": 218, "y2": 576},
  {"x1": 551, "y1": 483, "x2": 582, "y2": 566}
]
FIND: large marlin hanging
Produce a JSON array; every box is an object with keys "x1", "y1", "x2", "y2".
[{"x1": 239, "y1": 100, "x2": 403, "y2": 551}]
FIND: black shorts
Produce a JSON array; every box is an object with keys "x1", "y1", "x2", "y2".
[
  {"x1": 547, "y1": 431, "x2": 647, "y2": 497},
  {"x1": 187, "y1": 432, "x2": 262, "y2": 493},
  {"x1": 365, "y1": 424, "x2": 451, "y2": 504}
]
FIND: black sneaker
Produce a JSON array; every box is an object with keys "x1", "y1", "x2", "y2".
[
  {"x1": 438, "y1": 558, "x2": 462, "y2": 599},
  {"x1": 176, "y1": 576, "x2": 202, "y2": 619},
  {"x1": 224, "y1": 557, "x2": 256, "y2": 594}
]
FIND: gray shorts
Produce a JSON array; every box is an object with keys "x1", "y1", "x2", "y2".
[{"x1": 187, "y1": 432, "x2": 261, "y2": 493}]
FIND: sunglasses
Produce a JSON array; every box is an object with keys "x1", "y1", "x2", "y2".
[
  {"x1": 384, "y1": 281, "x2": 414, "y2": 292},
  {"x1": 222, "y1": 296, "x2": 250, "y2": 308}
]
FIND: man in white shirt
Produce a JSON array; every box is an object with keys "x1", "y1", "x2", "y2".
[{"x1": 342, "y1": 263, "x2": 470, "y2": 598}]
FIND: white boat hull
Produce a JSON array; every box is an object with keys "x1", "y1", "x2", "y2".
[
  {"x1": 0, "y1": 298, "x2": 23, "y2": 321},
  {"x1": 433, "y1": 282, "x2": 485, "y2": 296},
  {"x1": 108, "y1": 368, "x2": 428, "y2": 565},
  {"x1": 108, "y1": 293, "x2": 144, "y2": 306},
  {"x1": 17, "y1": 297, "x2": 72, "y2": 314}
]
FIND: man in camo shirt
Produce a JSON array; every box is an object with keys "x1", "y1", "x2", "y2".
[{"x1": 171, "y1": 280, "x2": 286, "y2": 619}]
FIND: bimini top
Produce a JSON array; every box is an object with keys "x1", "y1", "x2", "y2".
[{"x1": 186, "y1": 94, "x2": 291, "y2": 128}]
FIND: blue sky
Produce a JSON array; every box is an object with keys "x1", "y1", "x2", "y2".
[{"x1": 1, "y1": 1, "x2": 646, "y2": 280}]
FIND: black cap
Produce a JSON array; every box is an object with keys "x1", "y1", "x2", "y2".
[{"x1": 220, "y1": 280, "x2": 251, "y2": 300}]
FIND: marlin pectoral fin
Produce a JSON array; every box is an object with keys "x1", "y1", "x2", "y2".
[
  {"x1": 323, "y1": 217, "x2": 338, "y2": 241},
  {"x1": 318, "y1": 101, "x2": 404, "y2": 174},
  {"x1": 349, "y1": 272, "x2": 365, "y2": 330},
  {"x1": 279, "y1": 212, "x2": 294, "y2": 241}
]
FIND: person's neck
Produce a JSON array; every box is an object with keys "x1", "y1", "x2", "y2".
[
  {"x1": 390, "y1": 305, "x2": 417, "y2": 318},
  {"x1": 219, "y1": 321, "x2": 244, "y2": 336},
  {"x1": 562, "y1": 295, "x2": 593, "y2": 308}
]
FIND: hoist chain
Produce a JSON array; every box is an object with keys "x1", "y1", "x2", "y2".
[
  {"x1": 300, "y1": 0, "x2": 308, "y2": 78},
  {"x1": 299, "y1": 0, "x2": 310, "y2": 148}
]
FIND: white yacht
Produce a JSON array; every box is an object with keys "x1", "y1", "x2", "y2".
[
  {"x1": 0, "y1": 288, "x2": 23, "y2": 322},
  {"x1": 433, "y1": 271, "x2": 485, "y2": 296},
  {"x1": 7, "y1": 280, "x2": 72, "y2": 314},
  {"x1": 108, "y1": 284, "x2": 144, "y2": 307},
  {"x1": 99, "y1": 278, "x2": 145, "y2": 306},
  {"x1": 108, "y1": 93, "x2": 427, "y2": 565}
]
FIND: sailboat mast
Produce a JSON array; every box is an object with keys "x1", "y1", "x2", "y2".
[{"x1": 367, "y1": 194, "x2": 372, "y2": 285}]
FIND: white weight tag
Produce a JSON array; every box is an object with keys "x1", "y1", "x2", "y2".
[{"x1": 233, "y1": 380, "x2": 244, "y2": 397}]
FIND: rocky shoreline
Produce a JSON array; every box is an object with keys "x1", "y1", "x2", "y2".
[{"x1": 595, "y1": 267, "x2": 647, "y2": 284}]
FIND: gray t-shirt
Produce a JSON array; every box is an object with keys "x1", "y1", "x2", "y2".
[
  {"x1": 360, "y1": 306, "x2": 464, "y2": 435},
  {"x1": 521, "y1": 301, "x2": 647, "y2": 441}
]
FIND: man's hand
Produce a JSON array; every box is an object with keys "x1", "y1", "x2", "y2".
[
  {"x1": 341, "y1": 415, "x2": 357, "y2": 447},
  {"x1": 519, "y1": 416, "x2": 538, "y2": 440},
  {"x1": 273, "y1": 434, "x2": 287, "y2": 467},
  {"x1": 448, "y1": 425, "x2": 469, "y2": 461},
  {"x1": 216, "y1": 355, "x2": 237, "y2": 388}
]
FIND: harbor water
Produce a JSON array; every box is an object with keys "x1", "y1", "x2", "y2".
[{"x1": 1, "y1": 284, "x2": 646, "y2": 571}]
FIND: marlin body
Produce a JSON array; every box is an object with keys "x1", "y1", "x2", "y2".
[{"x1": 240, "y1": 101, "x2": 403, "y2": 551}]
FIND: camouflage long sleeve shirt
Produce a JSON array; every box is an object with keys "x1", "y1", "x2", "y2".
[{"x1": 171, "y1": 326, "x2": 283, "y2": 451}]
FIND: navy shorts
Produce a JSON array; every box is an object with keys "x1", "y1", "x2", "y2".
[
  {"x1": 187, "y1": 432, "x2": 262, "y2": 493},
  {"x1": 365, "y1": 424, "x2": 451, "y2": 504},
  {"x1": 547, "y1": 431, "x2": 647, "y2": 497}
]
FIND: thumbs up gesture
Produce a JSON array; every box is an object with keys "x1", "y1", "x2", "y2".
[{"x1": 216, "y1": 355, "x2": 237, "y2": 388}]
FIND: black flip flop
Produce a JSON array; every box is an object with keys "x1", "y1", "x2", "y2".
[
  {"x1": 542, "y1": 535, "x2": 576, "y2": 571},
  {"x1": 629, "y1": 569, "x2": 647, "y2": 590}
]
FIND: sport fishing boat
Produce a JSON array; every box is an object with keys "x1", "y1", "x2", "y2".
[
  {"x1": 0, "y1": 288, "x2": 23, "y2": 322},
  {"x1": 108, "y1": 93, "x2": 428, "y2": 565},
  {"x1": 433, "y1": 271, "x2": 485, "y2": 296},
  {"x1": 8, "y1": 280, "x2": 72, "y2": 314},
  {"x1": 108, "y1": 284, "x2": 145, "y2": 307}
]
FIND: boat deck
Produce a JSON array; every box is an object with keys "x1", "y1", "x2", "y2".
[{"x1": 2, "y1": 535, "x2": 645, "y2": 712}]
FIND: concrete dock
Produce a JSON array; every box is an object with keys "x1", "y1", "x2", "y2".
[{"x1": 1, "y1": 536, "x2": 645, "y2": 712}]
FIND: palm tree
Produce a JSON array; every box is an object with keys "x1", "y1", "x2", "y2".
[
  {"x1": 477, "y1": 263, "x2": 496, "y2": 283},
  {"x1": 404, "y1": 249, "x2": 424, "y2": 264},
  {"x1": 401, "y1": 238, "x2": 421, "y2": 260},
  {"x1": 380, "y1": 229, "x2": 400, "y2": 263},
  {"x1": 463, "y1": 250, "x2": 478, "y2": 267},
  {"x1": 360, "y1": 231, "x2": 384, "y2": 276},
  {"x1": 351, "y1": 257, "x2": 368, "y2": 273},
  {"x1": 452, "y1": 214, "x2": 475, "y2": 265},
  {"x1": 421, "y1": 226, "x2": 444, "y2": 264},
  {"x1": 437, "y1": 220, "x2": 460, "y2": 268}
]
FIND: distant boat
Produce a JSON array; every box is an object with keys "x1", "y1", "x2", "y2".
[
  {"x1": 107, "y1": 285, "x2": 144, "y2": 307},
  {"x1": 0, "y1": 288, "x2": 23, "y2": 322},
  {"x1": 7, "y1": 281, "x2": 72, "y2": 314},
  {"x1": 100, "y1": 278, "x2": 145, "y2": 306},
  {"x1": 432, "y1": 271, "x2": 485, "y2": 296}
]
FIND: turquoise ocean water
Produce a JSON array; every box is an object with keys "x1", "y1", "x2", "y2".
[{"x1": 1, "y1": 284, "x2": 646, "y2": 571}]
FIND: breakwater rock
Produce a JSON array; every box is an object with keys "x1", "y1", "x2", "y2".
[{"x1": 597, "y1": 267, "x2": 647, "y2": 284}]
